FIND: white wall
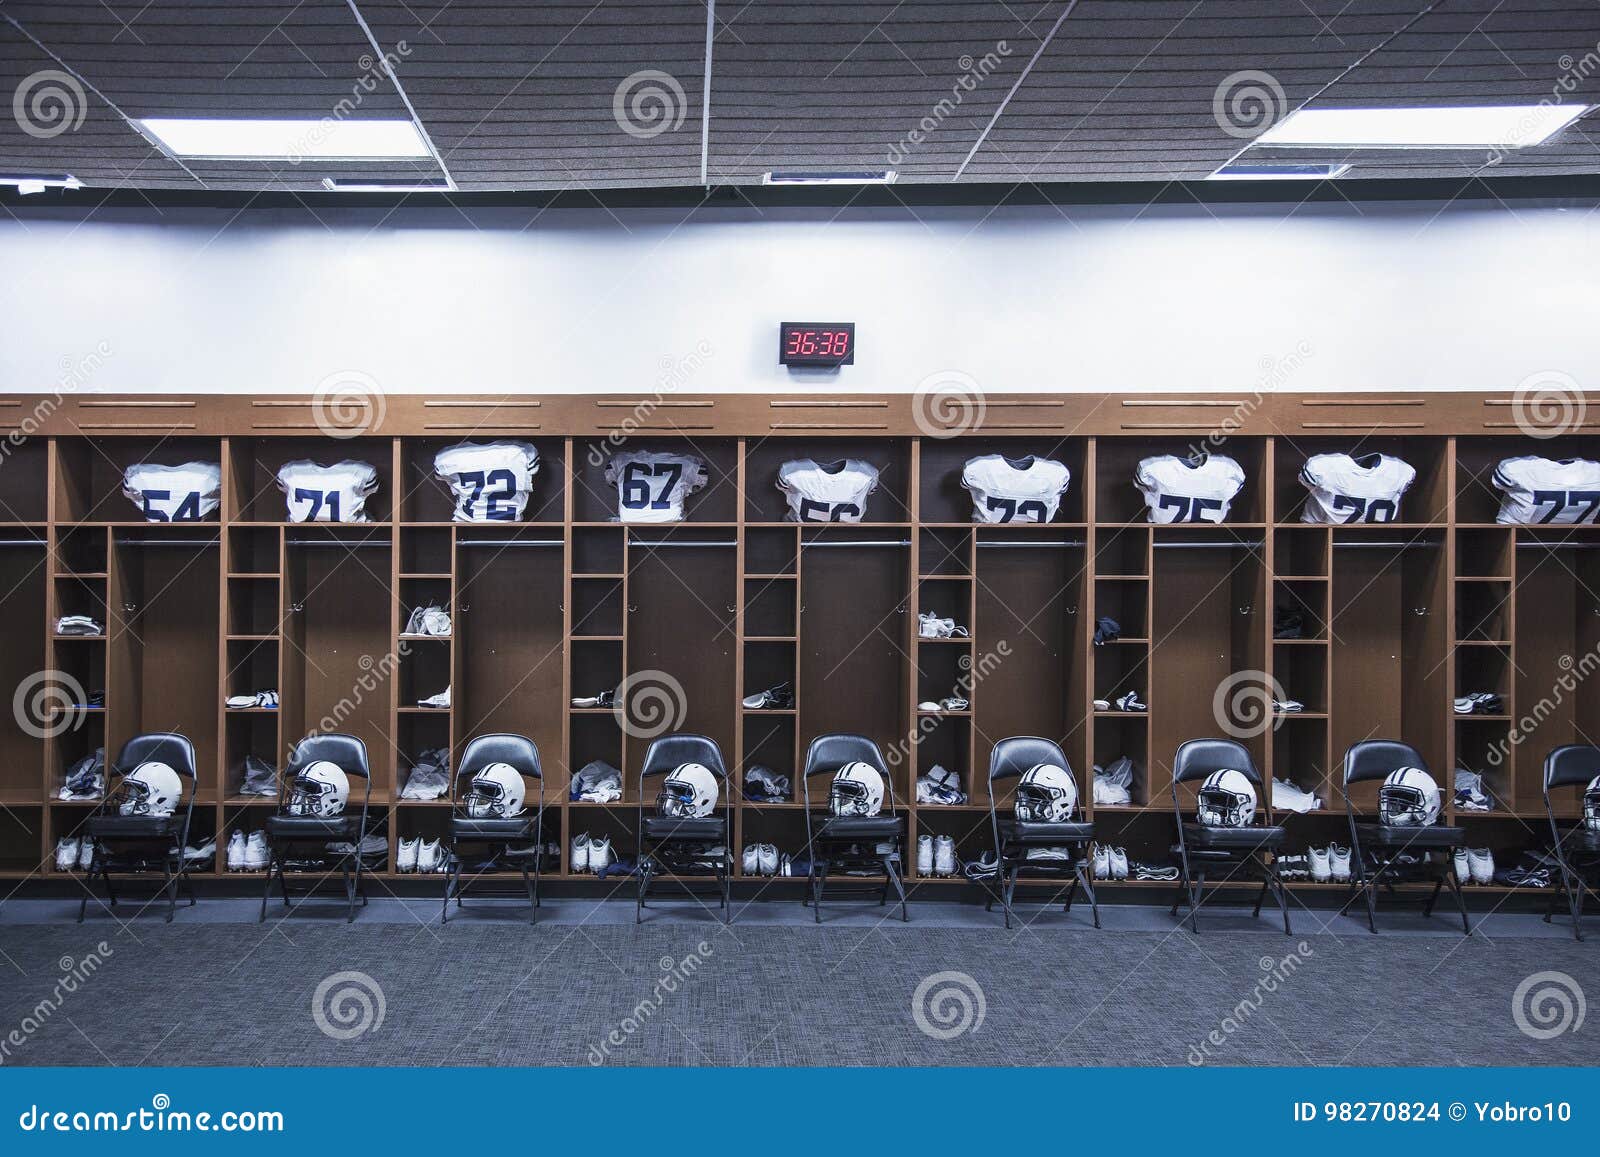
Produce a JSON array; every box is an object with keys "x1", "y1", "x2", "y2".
[{"x1": 1, "y1": 197, "x2": 1596, "y2": 395}]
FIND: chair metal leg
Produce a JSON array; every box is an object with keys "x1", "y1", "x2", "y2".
[
  {"x1": 1188, "y1": 870, "x2": 1204, "y2": 933},
  {"x1": 885, "y1": 856, "x2": 908, "y2": 922},
  {"x1": 1079, "y1": 864, "x2": 1101, "y2": 929},
  {"x1": 1251, "y1": 875, "x2": 1269, "y2": 919},
  {"x1": 1444, "y1": 854, "x2": 1471, "y2": 936},
  {"x1": 635, "y1": 857, "x2": 649, "y2": 924},
  {"x1": 1422, "y1": 874, "x2": 1443, "y2": 918},
  {"x1": 162, "y1": 862, "x2": 177, "y2": 924},
  {"x1": 441, "y1": 858, "x2": 455, "y2": 925},
  {"x1": 258, "y1": 858, "x2": 273, "y2": 922},
  {"x1": 76, "y1": 871, "x2": 91, "y2": 923}
]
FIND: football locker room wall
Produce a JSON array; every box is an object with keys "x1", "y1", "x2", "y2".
[{"x1": 1, "y1": 392, "x2": 1597, "y2": 896}]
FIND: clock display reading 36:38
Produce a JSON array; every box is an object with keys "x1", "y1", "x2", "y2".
[{"x1": 779, "y1": 322, "x2": 855, "y2": 366}]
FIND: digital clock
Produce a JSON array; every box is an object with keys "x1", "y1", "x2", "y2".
[{"x1": 779, "y1": 322, "x2": 855, "y2": 367}]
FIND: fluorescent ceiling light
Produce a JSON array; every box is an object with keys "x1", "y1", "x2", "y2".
[
  {"x1": 1255, "y1": 105, "x2": 1590, "y2": 149},
  {"x1": 321, "y1": 177, "x2": 452, "y2": 193},
  {"x1": 0, "y1": 173, "x2": 82, "y2": 194},
  {"x1": 1207, "y1": 162, "x2": 1350, "y2": 181},
  {"x1": 763, "y1": 170, "x2": 897, "y2": 185},
  {"x1": 138, "y1": 118, "x2": 430, "y2": 159}
]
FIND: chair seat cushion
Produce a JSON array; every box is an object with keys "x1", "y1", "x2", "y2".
[
  {"x1": 998, "y1": 819, "x2": 1095, "y2": 844},
  {"x1": 643, "y1": 815, "x2": 726, "y2": 841},
  {"x1": 452, "y1": 817, "x2": 534, "y2": 839},
  {"x1": 1183, "y1": 823, "x2": 1287, "y2": 850},
  {"x1": 1354, "y1": 823, "x2": 1464, "y2": 848},
  {"x1": 266, "y1": 814, "x2": 358, "y2": 839},
  {"x1": 815, "y1": 815, "x2": 905, "y2": 840},
  {"x1": 86, "y1": 815, "x2": 181, "y2": 839}
]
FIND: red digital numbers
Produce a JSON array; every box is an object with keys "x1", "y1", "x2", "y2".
[{"x1": 781, "y1": 324, "x2": 852, "y2": 363}]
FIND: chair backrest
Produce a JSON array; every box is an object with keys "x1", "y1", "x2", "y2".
[
  {"x1": 458, "y1": 733, "x2": 542, "y2": 781},
  {"x1": 1171, "y1": 738, "x2": 1260, "y2": 787},
  {"x1": 1343, "y1": 739, "x2": 1426, "y2": 786},
  {"x1": 286, "y1": 734, "x2": 372, "y2": 780},
  {"x1": 640, "y1": 733, "x2": 728, "y2": 780},
  {"x1": 1545, "y1": 744, "x2": 1600, "y2": 792},
  {"x1": 988, "y1": 737, "x2": 1071, "y2": 786},
  {"x1": 802, "y1": 733, "x2": 894, "y2": 805},
  {"x1": 115, "y1": 732, "x2": 197, "y2": 782}
]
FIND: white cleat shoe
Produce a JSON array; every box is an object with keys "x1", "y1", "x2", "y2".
[
  {"x1": 1092, "y1": 843, "x2": 1111, "y2": 880},
  {"x1": 742, "y1": 844, "x2": 760, "y2": 875},
  {"x1": 244, "y1": 831, "x2": 270, "y2": 871},
  {"x1": 589, "y1": 836, "x2": 615, "y2": 874},
  {"x1": 226, "y1": 830, "x2": 246, "y2": 871},
  {"x1": 571, "y1": 832, "x2": 591, "y2": 874},
  {"x1": 78, "y1": 838, "x2": 96, "y2": 872},
  {"x1": 916, "y1": 834, "x2": 934, "y2": 876},
  {"x1": 1110, "y1": 846, "x2": 1129, "y2": 880},
  {"x1": 418, "y1": 686, "x2": 451, "y2": 710},
  {"x1": 1329, "y1": 845, "x2": 1351, "y2": 884},
  {"x1": 397, "y1": 836, "x2": 419, "y2": 873},
  {"x1": 415, "y1": 838, "x2": 440, "y2": 874},
  {"x1": 1468, "y1": 846, "x2": 1495, "y2": 886},
  {"x1": 54, "y1": 837, "x2": 78, "y2": 872},
  {"x1": 1309, "y1": 845, "x2": 1331, "y2": 883},
  {"x1": 758, "y1": 843, "x2": 779, "y2": 876},
  {"x1": 934, "y1": 834, "x2": 957, "y2": 877},
  {"x1": 1452, "y1": 847, "x2": 1471, "y2": 885}
]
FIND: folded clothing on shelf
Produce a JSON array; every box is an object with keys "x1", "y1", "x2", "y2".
[
  {"x1": 400, "y1": 747, "x2": 450, "y2": 800},
  {"x1": 1093, "y1": 756, "x2": 1135, "y2": 806},
  {"x1": 58, "y1": 748, "x2": 105, "y2": 800},
  {"x1": 54, "y1": 614, "x2": 104, "y2": 636},
  {"x1": 1454, "y1": 766, "x2": 1493, "y2": 811},
  {"x1": 571, "y1": 759, "x2": 622, "y2": 803},
  {"x1": 915, "y1": 763, "x2": 967, "y2": 805},
  {"x1": 237, "y1": 755, "x2": 278, "y2": 797},
  {"x1": 743, "y1": 763, "x2": 791, "y2": 802}
]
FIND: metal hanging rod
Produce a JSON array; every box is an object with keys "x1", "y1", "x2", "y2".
[
  {"x1": 0, "y1": 538, "x2": 46, "y2": 547},
  {"x1": 115, "y1": 537, "x2": 220, "y2": 547},
  {"x1": 285, "y1": 538, "x2": 390, "y2": 548},
  {"x1": 1515, "y1": 541, "x2": 1598, "y2": 550},
  {"x1": 800, "y1": 539, "x2": 910, "y2": 548},
  {"x1": 976, "y1": 539, "x2": 1084, "y2": 549},
  {"x1": 1151, "y1": 540, "x2": 1265, "y2": 550},
  {"x1": 457, "y1": 538, "x2": 563, "y2": 547},
  {"x1": 1331, "y1": 540, "x2": 1442, "y2": 550},
  {"x1": 629, "y1": 539, "x2": 738, "y2": 549}
]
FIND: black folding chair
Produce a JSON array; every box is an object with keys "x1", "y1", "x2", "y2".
[
  {"x1": 443, "y1": 734, "x2": 545, "y2": 924},
  {"x1": 1340, "y1": 739, "x2": 1469, "y2": 935},
  {"x1": 802, "y1": 733, "x2": 908, "y2": 923},
  {"x1": 986, "y1": 736, "x2": 1098, "y2": 929},
  {"x1": 1542, "y1": 744, "x2": 1600, "y2": 941},
  {"x1": 260, "y1": 734, "x2": 374, "y2": 923},
  {"x1": 1169, "y1": 738, "x2": 1291, "y2": 934},
  {"x1": 636, "y1": 733, "x2": 733, "y2": 923},
  {"x1": 79, "y1": 733, "x2": 199, "y2": 924}
]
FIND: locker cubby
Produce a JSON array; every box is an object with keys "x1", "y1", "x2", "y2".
[
  {"x1": 1455, "y1": 434, "x2": 1600, "y2": 525},
  {"x1": 0, "y1": 438, "x2": 48, "y2": 522},
  {"x1": 47, "y1": 719, "x2": 104, "y2": 801},
  {"x1": 1273, "y1": 526, "x2": 1328, "y2": 576},
  {"x1": 735, "y1": 809, "x2": 808, "y2": 879},
  {"x1": 53, "y1": 575, "x2": 107, "y2": 623},
  {"x1": 400, "y1": 527, "x2": 451, "y2": 575},
  {"x1": 225, "y1": 638, "x2": 279, "y2": 698},
  {"x1": 0, "y1": 808, "x2": 41, "y2": 875},
  {"x1": 53, "y1": 526, "x2": 107, "y2": 575},
  {"x1": 565, "y1": 806, "x2": 635, "y2": 871},
  {"x1": 1093, "y1": 578, "x2": 1147, "y2": 638},
  {"x1": 571, "y1": 639, "x2": 622, "y2": 700},
  {"x1": 1274, "y1": 646, "x2": 1328, "y2": 713},
  {"x1": 744, "y1": 579, "x2": 796, "y2": 638},
  {"x1": 399, "y1": 645, "x2": 453, "y2": 706},
  {"x1": 230, "y1": 436, "x2": 394, "y2": 524},
  {"x1": 399, "y1": 577, "x2": 452, "y2": 629},
  {"x1": 396, "y1": 714, "x2": 450, "y2": 793},
  {"x1": 1456, "y1": 581, "x2": 1511, "y2": 642},
  {"x1": 907, "y1": 815, "x2": 989, "y2": 884},
  {"x1": 917, "y1": 438, "x2": 1085, "y2": 524},
  {"x1": 1091, "y1": 721, "x2": 1149, "y2": 807},
  {"x1": 227, "y1": 577, "x2": 280, "y2": 636},
  {"x1": 918, "y1": 527, "x2": 971, "y2": 575},
  {"x1": 224, "y1": 714, "x2": 282, "y2": 798},
  {"x1": 1094, "y1": 525, "x2": 1149, "y2": 577},
  {"x1": 573, "y1": 438, "x2": 739, "y2": 523},
  {"x1": 743, "y1": 641, "x2": 795, "y2": 699},
  {"x1": 742, "y1": 714, "x2": 796, "y2": 789},
  {"x1": 917, "y1": 645, "x2": 972, "y2": 706},
  {"x1": 745, "y1": 438, "x2": 910, "y2": 523},
  {"x1": 1273, "y1": 579, "x2": 1327, "y2": 639},
  {"x1": 915, "y1": 578, "x2": 970, "y2": 625},
  {"x1": 1456, "y1": 645, "x2": 1512, "y2": 701},
  {"x1": 1274, "y1": 436, "x2": 1448, "y2": 525},
  {"x1": 55, "y1": 436, "x2": 223, "y2": 524},
  {"x1": 1094, "y1": 438, "x2": 1266, "y2": 524},
  {"x1": 745, "y1": 527, "x2": 797, "y2": 575},
  {"x1": 572, "y1": 526, "x2": 625, "y2": 575},
  {"x1": 227, "y1": 526, "x2": 279, "y2": 574},
  {"x1": 1456, "y1": 528, "x2": 1513, "y2": 577},
  {"x1": 399, "y1": 437, "x2": 564, "y2": 524},
  {"x1": 0, "y1": 544, "x2": 46, "y2": 797},
  {"x1": 1094, "y1": 645, "x2": 1148, "y2": 704},
  {"x1": 1453, "y1": 726, "x2": 1515, "y2": 812},
  {"x1": 911, "y1": 712, "x2": 969, "y2": 786},
  {"x1": 1270, "y1": 716, "x2": 1329, "y2": 803},
  {"x1": 572, "y1": 580, "x2": 624, "y2": 637}
]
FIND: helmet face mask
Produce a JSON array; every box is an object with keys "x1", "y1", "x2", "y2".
[
  {"x1": 1583, "y1": 775, "x2": 1600, "y2": 833},
  {"x1": 1379, "y1": 767, "x2": 1441, "y2": 827},
  {"x1": 1015, "y1": 763, "x2": 1076, "y2": 823},
  {"x1": 828, "y1": 761, "x2": 885, "y2": 817},
  {"x1": 112, "y1": 762, "x2": 181, "y2": 818},
  {"x1": 1196, "y1": 769, "x2": 1256, "y2": 828},
  {"x1": 656, "y1": 763, "x2": 718, "y2": 818},
  {"x1": 288, "y1": 760, "x2": 350, "y2": 818},
  {"x1": 463, "y1": 763, "x2": 525, "y2": 819}
]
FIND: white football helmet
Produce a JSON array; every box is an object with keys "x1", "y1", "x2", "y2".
[
  {"x1": 114, "y1": 761, "x2": 182, "y2": 817},
  {"x1": 1586, "y1": 775, "x2": 1600, "y2": 833},
  {"x1": 829, "y1": 761, "x2": 885, "y2": 817},
  {"x1": 658, "y1": 762, "x2": 719, "y2": 818},
  {"x1": 1015, "y1": 763, "x2": 1077, "y2": 823},
  {"x1": 1197, "y1": 768, "x2": 1257, "y2": 827},
  {"x1": 1379, "y1": 766, "x2": 1441, "y2": 827},
  {"x1": 288, "y1": 760, "x2": 350, "y2": 817},
  {"x1": 463, "y1": 763, "x2": 526, "y2": 818}
]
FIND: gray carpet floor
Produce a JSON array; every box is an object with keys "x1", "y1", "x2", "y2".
[{"x1": 1, "y1": 898, "x2": 1596, "y2": 1066}]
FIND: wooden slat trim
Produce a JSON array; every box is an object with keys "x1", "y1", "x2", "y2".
[
  {"x1": 423, "y1": 400, "x2": 541, "y2": 409},
  {"x1": 423, "y1": 424, "x2": 543, "y2": 431},
  {"x1": 1480, "y1": 421, "x2": 1600, "y2": 430},
  {"x1": 768, "y1": 400, "x2": 888, "y2": 409},
  {"x1": 1118, "y1": 422, "x2": 1232, "y2": 430},
  {"x1": 591, "y1": 423, "x2": 714, "y2": 431},
  {"x1": 1121, "y1": 399, "x2": 1245, "y2": 408},
  {"x1": 594, "y1": 400, "x2": 714, "y2": 409},
  {"x1": 74, "y1": 422, "x2": 197, "y2": 431},
  {"x1": 974, "y1": 399, "x2": 1066, "y2": 408},
  {"x1": 1299, "y1": 421, "x2": 1426, "y2": 429},
  {"x1": 1299, "y1": 398, "x2": 1426, "y2": 407},
  {"x1": 77, "y1": 399, "x2": 197, "y2": 409},
  {"x1": 970, "y1": 422, "x2": 1068, "y2": 430},
  {"x1": 769, "y1": 422, "x2": 890, "y2": 430}
]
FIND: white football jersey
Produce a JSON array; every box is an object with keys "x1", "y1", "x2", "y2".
[
  {"x1": 433, "y1": 441, "x2": 540, "y2": 523},
  {"x1": 276, "y1": 460, "x2": 379, "y2": 523},
  {"x1": 605, "y1": 451, "x2": 708, "y2": 523},
  {"x1": 961, "y1": 454, "x2": 1071, "y2": 523},
  {"x1": 777, "y1": 458, "x2": 880, "y2": 523},
  {"x1": 1299, "y1": 452, "x2": 1416, "y2": 524},
  {"x1": 1135, "y1": 453, "x2": 1246, "y2": 524},
  {"x1": 122, "y1": 461, "x2": 221, "y2": 522},
  {"x1": 1494, "y1": 456, "x2": 1600, "y2": 525}
]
